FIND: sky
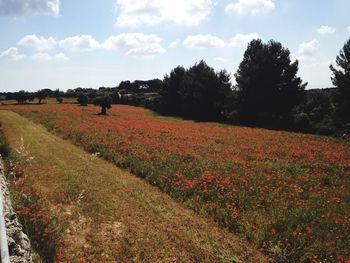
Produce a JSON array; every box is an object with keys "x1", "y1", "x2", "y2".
[{"x1": 0, "y1": 0, "x2": 350, "y2": 92}]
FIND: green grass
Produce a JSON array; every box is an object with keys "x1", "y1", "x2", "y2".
[{"x1": 0, "y1": 110, "x2": 267, "y2": 262}]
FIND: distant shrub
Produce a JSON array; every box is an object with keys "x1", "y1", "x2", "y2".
[
  {"x1": 293, "y1": 112, "x2": 311, "y2": 132},
  {"x1": 92, "y1": 94, "x2": 112, "y2": 115},
  {"x1": 77, "y1": 93, "x2": 89, "y2": 106}
]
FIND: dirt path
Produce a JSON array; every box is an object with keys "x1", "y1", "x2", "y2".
[{"x1": 0, "y1": 110, "x2": 268, "y2": 262}]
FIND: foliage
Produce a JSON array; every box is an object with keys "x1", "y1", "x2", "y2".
[
  {"x1": 92, "y1": 94, "x2": 112, "y2": 115},
  {"x1": 235, "y1": 39, "x2": 306, "y2": 127},
  {"x1": 77, "y1": 93, "x2": 89, "y2": 106},
  {"x1": 160, "y1": 60, "x2": 232, "y2": 120},
  {"x1": 15, "y1": 90, "x2": 29, "y2": 104},
  {"x1": 292, "y1": 88, "x2": 338, "y2": 135},
  {"x1": 4, "y1": 104, "x2": 349, "y2": 262},
  {"x1": 293, "y1": 112, "x2": 311, "y2": 132},
  {"x1": 160, "y1": 66, "x2": 186, "y2": 115},
  {"x1": 330, "y1": 39, "x2": 350, "y2": 129},
  {"x1": 37, "y1": 90, "x2": 47, "y2": 104}
]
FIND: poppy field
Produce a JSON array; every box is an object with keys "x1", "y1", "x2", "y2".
[{"x1": 2, "y1": 104, "x2": 349, "y2": 262}]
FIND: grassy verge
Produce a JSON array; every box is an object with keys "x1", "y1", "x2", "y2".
[
  {"x1": 0, "y1": 110, "x2": 267, "y2": 262},
  {"x1": 0, "y1": 124, "x2": 61, "y2": 262}
]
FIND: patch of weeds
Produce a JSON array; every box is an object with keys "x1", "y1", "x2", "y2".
[
  {"x1": 1, "y1": 133, "x2": 63, "y2": 262},
  {"x1": 40, "y1": 116, "x2": 56, "y2": 131}
]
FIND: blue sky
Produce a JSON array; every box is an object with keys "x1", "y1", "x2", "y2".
[{"x1": 0, "y1": 0, "x2": 349, "y2": 92}]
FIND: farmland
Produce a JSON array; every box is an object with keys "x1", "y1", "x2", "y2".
[
  {"x1": 0, "y1": 110, "x2": 268, "y2": 262},
  {"x1": 1, "y1": 104, "x2": 349, "y2": 262}
]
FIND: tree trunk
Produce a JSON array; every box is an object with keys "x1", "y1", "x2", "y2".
[{"x1": 101, "y1": 106, "x2": 107, "y2": 115}]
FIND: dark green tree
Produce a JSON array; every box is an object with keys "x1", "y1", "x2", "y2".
[
  {"x1": 27, "y1": 93, "x2": 35, "y2": 102},
  {"x1": 15, "y1": 90, "x2": 28, "y2": 104},
  {"x1": 184, "y1": 61, "x2": 232, "y2": 120},
  {"x1": 54, "y1": 89, "x2": 64, "y2": 98},
  {"x1": 77, "y1": 93, "x2": 89, "y2": 106},
  {"x1": 111, "y1": 91, "x2": 120, "y2": 104},
  {"x1": 93, "y1": 94, "x2": 112, "y2": 115},
  {"x1": 161, "y1": 66, "x2": 186, "y2": 115},
  {"x1": 235, "y1": 39, "x2": 306, "y2": 126},
  {"x1": 37, "y1": 90, "x2": 47, "y2": 104},
  {"x1": 330, "y1": 39, "x2": 350, "y2": 125},
  {"x1": 160, "y1": 61, "x2": 233, "y2": 120}
]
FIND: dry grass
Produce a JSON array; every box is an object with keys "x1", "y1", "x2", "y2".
[{"x1": 0, "y1": 110, "x2": 268, "y2": 262}]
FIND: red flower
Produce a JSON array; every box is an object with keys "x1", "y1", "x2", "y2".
[
  {"x1": 260, "y1": 242, "x2": 268, "y2": 249},
  {"x1": 271, "y1": 227, "x2": 277, "y2": 234}
]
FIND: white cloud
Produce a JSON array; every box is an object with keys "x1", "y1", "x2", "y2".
[
  {"x1": 296, "y1": 39, "x2": 320, "y2": 62},
  {"x1": 102, "y1": 33, "x2": 162, "y2": 49},
  {"x1": 31, "y1": 52, "x2": 51, "y2": 61},
  {"x1": 0, "y1": 47, "x2": 26, "y2": 60},
  {"x1": 317, "y1": 26, "x2": 336, "y2": 35},
  {"x1": 31, "y1": 52, "x2": 69, "y2": 62},
  {"x1": 346, "y1": 26, "x2": 350, "y2": 32},
  {"x1": 115, "y1": 0, "x2": 213, "y2": 27},
  {"x1": 0, "y1": 0, "x2": 59, "y2": 18},
  {"x1": 226, "y1": 0, "x2": 275, "y2": 15},
  {"x1": 214, "y1": 57, "x2": 227, "y2": 62},
  {"x1": 102, "y1": 33, "x2": 165, "y2": 57},
  {"x1": 53, "y1": 53, "x2": 69, "y2": 61},
  {"x1": 183, "y1": 34, "x2": 225, "y2": 49},
  {"x1": 59, "y1": 35, "x2": 100, "y2": 52},
  {"x1": 18, "y1": 34, "x2": 56, "y2": 51},
  {"x1": 168, "y1": 41, "x2": 178, "y2": 49},
  {"x1": 229, "y1": 33, "x2": 260, "y2": 47},
  {"x1": 126, "y1": 46, "x2": 166, "y2": 57}
]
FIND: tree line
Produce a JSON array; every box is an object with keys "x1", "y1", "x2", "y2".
[{"x1": 1, "y1": 38, "x2": 349, "y2": 135}]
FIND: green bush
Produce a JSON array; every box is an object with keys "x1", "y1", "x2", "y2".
[{"x1": 293, "y1": 112, "x2": 311, "y2": 132}]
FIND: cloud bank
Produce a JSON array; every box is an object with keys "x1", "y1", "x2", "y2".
[
  {"x1": 0, "y1": 0, "x2": 59, "y2": 17},
  {"x1": 115, "y1": 0, "x2": 214, "y2": 27}
]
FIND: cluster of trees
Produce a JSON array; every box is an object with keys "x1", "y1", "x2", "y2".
[
  {"x1": 77, "y1": 92, "x2": 112, "y2": 115},
  {"x1": 155, "y1": 39, "x2": 349, "y2": 134},
  {"x1": 159, "y1": 61, "x2": 232, "y2": 120},
  {"x1": 156, "y1": 40, "x2": 308, "y2": 127},
  {"x1": 73, "y1": 80, "x2": 162, "y2": 114},
  {"x1": 1, "y1": 38, "x2": 349, "y2": 134},
  {"x1": 0, "y1": 89, "x2": 66, "y2": 104}
]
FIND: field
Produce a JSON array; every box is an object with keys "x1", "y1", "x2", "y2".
[
  {"x1": 0, "y1": 110, "x2": 267, "y2": 262},
  {"x1": 1, "y1": 104, "x2": 349, "y2": 262}
]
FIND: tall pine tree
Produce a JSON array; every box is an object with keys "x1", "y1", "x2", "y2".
[
  {"x1": 330, "y1": 39, "x2": 350, "y2": 125},
  {"x1": 235, "y1": 39, "x2": 306, "y2": 126}
]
